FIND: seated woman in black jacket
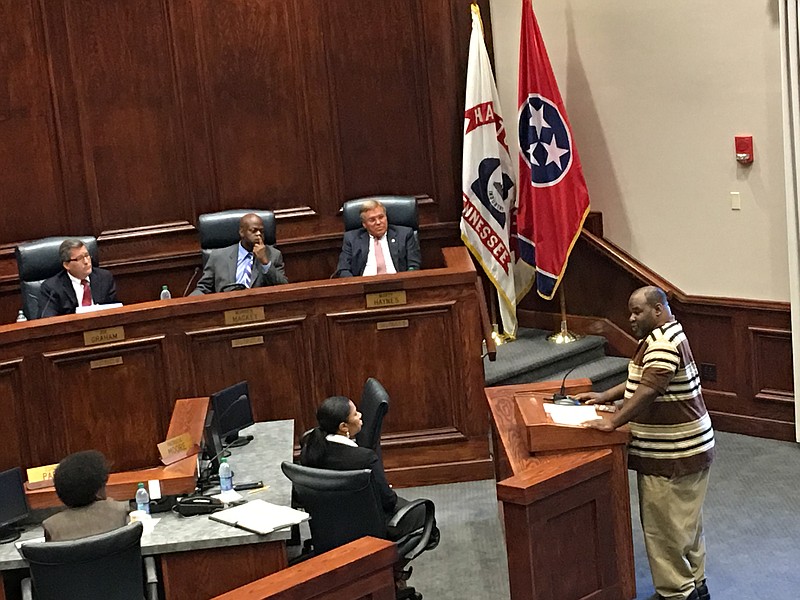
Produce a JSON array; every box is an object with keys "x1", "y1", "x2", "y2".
[{"x1": 299, "y1": 395, "x2": 438, "y2": 544}]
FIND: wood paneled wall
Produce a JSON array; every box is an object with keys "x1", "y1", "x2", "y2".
[{"x1": 0, "y1": 0, "x2": 489, "y2": 321}]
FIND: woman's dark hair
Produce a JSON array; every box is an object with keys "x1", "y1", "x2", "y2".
[
  {"x1": 300, "y1": 396, "x2": 352, "y2": 468},
  {"x1": 53, "y1": 450, "x2": 110, "y2": 508}
]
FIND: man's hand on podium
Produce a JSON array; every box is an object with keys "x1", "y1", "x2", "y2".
[
  {"x1": 581, "y1": 418, "x2": 617, "y2": 432},
  {"x1": 574, "y1": 391, "x2": 605, "y2": 405}
]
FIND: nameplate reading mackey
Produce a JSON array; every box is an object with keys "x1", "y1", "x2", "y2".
[
  {"x1": 224, "y1": 307, "x2": 265, "y2": 325},
  {"x1": 366, "y1": 291, "x2": 407, "y2": 308},
  {"x1": 158, "y1": 433, "x2": 199, "y2": 465},
  {"x1": 83, "y1": 326, "x2": 125, "y2": 346}
]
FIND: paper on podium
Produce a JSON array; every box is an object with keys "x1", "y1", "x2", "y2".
[
  {"x1": 75, "y1": 303, "x2": 123, "y2": 314},
  {"x1": 543, "y1": 403, "x2": 600, "y2": 426},
  {"x1": 209, "y1": 499, "x2": 308, "y2": 535}
]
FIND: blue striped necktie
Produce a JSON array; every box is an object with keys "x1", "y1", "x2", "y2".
[{"x1": 238, "y1": 252, "x2": 253, "y2": 287}]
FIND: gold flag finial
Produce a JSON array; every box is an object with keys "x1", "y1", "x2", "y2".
[{"x1": 470, "y1": 3, "x2": 484, "y2": 35}]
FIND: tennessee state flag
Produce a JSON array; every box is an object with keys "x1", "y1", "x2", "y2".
[
  {"x1": 513, "y1": 0, "x2": 590, "y2": 300},
  {"x1": 461, "y1": 4, "x2": 518, "y2": 337}
]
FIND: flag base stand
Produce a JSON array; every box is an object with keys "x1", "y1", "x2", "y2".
[
  {"x1": 492, "y1": 325, "x2": 514, "y2": 346},
  {"x1": 547, "y1": 320, "x2": 580, "y2": 344}
]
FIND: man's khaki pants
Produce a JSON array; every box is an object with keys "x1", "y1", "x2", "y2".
[{"x1": 637, "y1": 468, "x2": 710, "y2": 600}]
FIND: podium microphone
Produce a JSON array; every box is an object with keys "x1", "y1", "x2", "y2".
[{"x1": 552, "y1": 365, "x2": 580, "y2": 402}]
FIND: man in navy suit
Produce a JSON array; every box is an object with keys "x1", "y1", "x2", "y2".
[
  {"x1": 335, "y1": 200, "x2": 421, "y2": 277},
  {"x1": 38, "y1": 239, "x2": 119, "y2": 318}
]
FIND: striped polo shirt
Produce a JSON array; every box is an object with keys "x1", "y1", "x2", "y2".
[{"x1": 625, "y1": 320, "x2": 715, "y2": 477}]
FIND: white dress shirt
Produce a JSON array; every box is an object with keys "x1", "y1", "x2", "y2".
[
  {"x1": 362, "y1": 235, "x2": 397, "y2": 276},
  {"x1": 325, "y1": 434, "x2": 358, "y2": 447},
  {"x1": 67, "y1": 271, "x2": 93, "y2": 306}
]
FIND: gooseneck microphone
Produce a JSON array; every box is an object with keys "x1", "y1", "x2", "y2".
[
  {"x1": 552, "y1": 365, "x2": 581, "y2": 402},
  {"x1": 182, "y1": 267, "x2": 201, "y2": 297}
]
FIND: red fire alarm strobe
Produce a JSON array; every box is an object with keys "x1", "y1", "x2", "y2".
[{"x1": 735, "y1": 135, "x2": 754, "y2": 164}]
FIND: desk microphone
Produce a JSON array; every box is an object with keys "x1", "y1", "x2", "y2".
[
  {"x1": 37, "y1": 291, "x2": 55, "y2": 319},
  {"x1": 182, "y1": 267, "x2": 201, "y2": 297},
  {"x1": 552, "y1": 365, "x2": 580, "y2": 402}
]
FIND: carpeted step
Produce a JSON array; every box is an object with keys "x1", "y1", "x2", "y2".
[
  {"x1": 484, "y1": 328, "x2": 608, "y2": 386},
  {"x1": 542, "y1": 355, "x2": 629, "y2": 391}
]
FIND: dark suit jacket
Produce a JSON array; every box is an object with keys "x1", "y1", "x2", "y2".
[
  {"x1": 38, "y1": 268, "x2": 118, "y2": 318},
  {"x1": 191, "y1": 243, "x2": 288, "y2": 295},
  {"x1": 312, "y1": 442, "x2": 398, "y2": 514},
  {"x1": 42, "y1": 498, "x2": 130, "y2": 542},
  {"x1": 336, "y1": 225, "x2": 421, "y2": 277}
]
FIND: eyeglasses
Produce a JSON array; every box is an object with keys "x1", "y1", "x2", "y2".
[{"x1": 66, "y1": 253, "x2": 91, "y2": 263}]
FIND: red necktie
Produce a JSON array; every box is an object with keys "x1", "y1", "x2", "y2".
[
  {"x1": 80, "y1": 279, "x2": 92, "y2": 306},
  {"x1": 374, "y1": 237, "x2": 387, "y2": 275}
]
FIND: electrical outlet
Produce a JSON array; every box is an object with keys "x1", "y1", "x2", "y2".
[{"x1": 699, "y1": 363, "x2": 717, "y2": 383}]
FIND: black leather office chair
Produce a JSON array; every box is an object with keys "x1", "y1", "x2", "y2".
[
  {"x1": 342, "y1": 196, "x2": 419, "y2": 234},
  {"x1": 281, "y1": 462, "x2": 435, "y2": 600},
  {"x1": 19, "y1": 522, "x2": 157, "y2": 600},
  {"x1": 196, "y1": 209, "x2": 276, "y2": 268},
  {"x1": 355, "y1": 378, "x2": 390, "y2": 460},
  {"x1": 14, "y1": 236, "x2": 99, "y2": 320}
]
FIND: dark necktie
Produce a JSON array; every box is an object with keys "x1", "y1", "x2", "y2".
[{"x1": 80, "y1": 279, "x2": 92, "y2": 306}]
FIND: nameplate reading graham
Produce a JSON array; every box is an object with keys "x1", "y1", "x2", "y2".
[
  {"x1": 83, "y1": 326, "x2": 125, "y2": 346},
  {"x1": 376, "y1": 319, "x2": 409, "y2": 330},
  {"x1": 224, "y1": 307, "x2": 265, "y2": 325},
  {"x1": 366, "y1": 291, "x2": 407, "y2": 308}
]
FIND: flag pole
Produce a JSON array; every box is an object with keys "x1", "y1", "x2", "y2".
[{"x1": 547, "y1": 286, "x2": 580, "y2": 344}]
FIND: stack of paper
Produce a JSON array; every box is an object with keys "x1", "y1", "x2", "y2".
[{"x1": 210, "y1": 500, "x2": 308, "y2": 535}]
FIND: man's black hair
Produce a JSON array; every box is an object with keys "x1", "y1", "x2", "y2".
[{"x1": 53, "y1": 450, "x2": 109, "y2": 508}]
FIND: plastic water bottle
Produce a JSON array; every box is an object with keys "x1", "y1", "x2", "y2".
[
  {"x1": 15, "y1": 310, "x2": 27, "y2": 323},
  {"x1": 159, "y1": 285, "x2": 172, "y2": 300},
  {"x1": 218, "y1": 457, "x2": 233, "y2": 492},
  {"x1": 135, "y1": 482, "x2": 151, "y2": 514}
]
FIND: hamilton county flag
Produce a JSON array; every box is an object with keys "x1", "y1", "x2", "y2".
[
  {"x1": 461, "y1": 4, "x2": 518, "y2": 337},
  {"x1": 514, "y1": 0, "x2": 590, "y2": 300}
]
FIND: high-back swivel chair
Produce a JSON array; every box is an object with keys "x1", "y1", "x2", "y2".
[
  {"x1": 19, "y1": 522, "x2": 156, "y2": 600},
  {"x1": 14, "y1": 236, "x2": 99, "y2": 320},
  {"x1": 342, "y1": 196, "x2": 419, "y2": 236},
  {"x1": 281, "y1": 462, "x2": 435, "y2": 599},
  {"x1": 354, "y1": 378, "x2": 390, "y2": 461},
  {"x1": 196, "y1": 209, "x2": 276, "y2": 269}
]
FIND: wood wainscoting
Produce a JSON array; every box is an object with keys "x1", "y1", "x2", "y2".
[{"x1": 520, "y1": 226, "x2": 795, "y2": 442}]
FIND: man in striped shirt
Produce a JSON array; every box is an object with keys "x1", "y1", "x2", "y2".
[{"x1": 578, "y1": 286, "x2": 715, "y2": 600}]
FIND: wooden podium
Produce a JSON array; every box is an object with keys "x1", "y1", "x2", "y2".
[{"x1": 486, "y1": 380, "x2": 636, "y2": 600}]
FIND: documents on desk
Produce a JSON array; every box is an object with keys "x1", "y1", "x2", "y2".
[
  {"x1": 209, "y1": 500, "x2": 308, "y2": 535},
  {"x1": 543, "y1": 403, "x2": 600, "y2": 426}
]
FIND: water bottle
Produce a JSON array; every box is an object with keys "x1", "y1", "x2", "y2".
[
  {"x1": 15, "y1": 310, "x2": 27, "y2": 323},
  {"x1": 159, "y1": 285, "x2": 172, "y2": 300},
  {"x1": 135, "y1": 482, "x2": 151, "y2": 514},
  {"x1": 218, "y1": 457, "x2": 233, "y2": 492}
]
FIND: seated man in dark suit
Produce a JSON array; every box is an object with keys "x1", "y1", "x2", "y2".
[
  {"x1": 38, "y1": 239, "x2": 119, "y2": 318},
  {"x1": 335, "y1": 200, "x2": 421, "y2": 277},
  {"x1": 191, "y1": 213, "x2": 288, "y2": 294},
  {"x1": 42, "y1": 450, "x2": 130, "y2": 542}
]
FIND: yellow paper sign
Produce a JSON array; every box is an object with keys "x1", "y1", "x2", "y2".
[
  {"x1": 157, "y1": 433, "x2": 199, "y2": 465},
  {"x1": 27, "y1": 464, "x2": 58, "y2": 484}
]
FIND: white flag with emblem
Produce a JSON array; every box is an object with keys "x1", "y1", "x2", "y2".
[{"x1": 460, "y1": 4, "x2": 518, "y2": 337}]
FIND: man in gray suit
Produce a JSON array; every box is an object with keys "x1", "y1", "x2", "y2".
[{"x1": 191, "y1": 213, "x2": 288, "y2": 295}]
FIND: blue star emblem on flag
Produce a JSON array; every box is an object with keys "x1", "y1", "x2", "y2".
[{"x1": 518, "y1": 94, "x2": 573, "y2": 187}]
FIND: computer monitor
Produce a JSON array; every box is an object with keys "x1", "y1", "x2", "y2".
[
  {"x1": 210, "y1": 381, "x2": 254, "y2": 448},
  {"x1": 0, "y1": 467, "x2": 30, "y2": 544}
]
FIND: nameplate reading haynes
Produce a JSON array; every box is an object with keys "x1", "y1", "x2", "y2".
[
  {"x1": 366, "y1": 291, "x2": 407, "y2": 308},
  {"x1": 224, "y1": 307, "x2": 265, "y2": 325},
  {"x1": 83, "y1": 326, "x2": 125, "y2": 346}
]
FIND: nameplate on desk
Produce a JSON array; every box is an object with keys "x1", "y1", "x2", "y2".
[
  {"x1": 158, "y1": 433, "x2": 200, "y2": 465},
  {"x1": 376, "y1": 319, "x2": 409, "y2": 331},
  {"x1": 224, "y1": 307, "x2": 265, "y2": 325},
  {"x1": 90, "y1": 356, "x2": 123, "y2": 369},
  {"x1": 84, "y1": 326, "x2": 125, "y2": 346},
  {"x1": 366, "y1": 291, "x2": 407, "y2": 308},
  {"x1": 26, "y1": 464, "x2": 58, "y2": 488},
  {"x1": 231, "y1": 336, "x2": 264, "y2": 348}
]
